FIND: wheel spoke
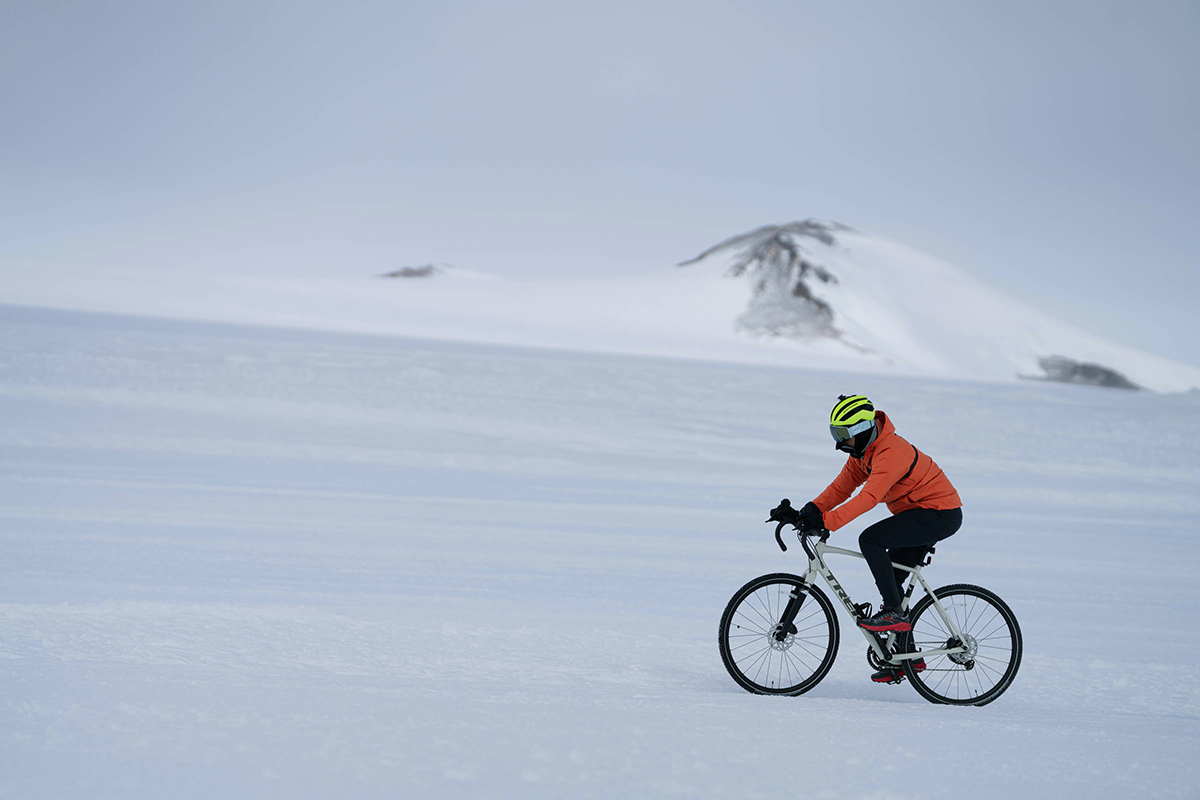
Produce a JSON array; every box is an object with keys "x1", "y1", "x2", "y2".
[
  {"x1": 749, "y1": 645, "x2": 772, "y2": 683},
  {"x1": 736, "y1": 598, "x2": 773, "y2": 631},
  {"x1": 976, "y1": 617, "x2": 1011, "y2": 643},
  {"x1": 974, "y1": 661, "x2": 1004, "y2": 681},
  {"x1": 974, "y1": 653, "x2": 1012, "y2": 664},
  {"x1": 735, "y1": 642, "x2": 772, "y2": 667},
  {"x1": 729, "y1": 637, "x2": 769, "y2": 653},
  {"x1": 790, "y1": 639, "x2": 826, "y2": 664},
  {"x1": 963, "y1": 596, "x2": 990, "y2": 634},
  {"x1": 748, "y1": 592, "x2": 777, "y2": 629},
  {"x1": 732, "y1": 611, "x2": 770, "y2": 635},
  {"x1": 781, "y1": 649, "x2": 796, "y2": 686}
]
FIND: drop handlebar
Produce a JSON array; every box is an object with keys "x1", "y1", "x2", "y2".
[{"x1": 769, "y1": 519, "x2": 829, "y2": 557}]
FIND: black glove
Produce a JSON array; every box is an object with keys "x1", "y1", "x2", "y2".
[
  {"x1": 798, "y1": 501, "x2": 824, "y2": 532},
  {"x1": 768, "y1": 498, "x2": 800, "y2": 527}
]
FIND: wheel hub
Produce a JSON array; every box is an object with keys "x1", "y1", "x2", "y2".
[
  {"x1": 769, "y1": 624, "x2": 796, "y2": 651},
  {"x1": 948, "y1": 633, "x2": 978, "y2": 667}
]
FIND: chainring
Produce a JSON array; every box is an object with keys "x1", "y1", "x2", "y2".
[{"x1": 866, "y1": 647, "x2": 891, "y2": 671}]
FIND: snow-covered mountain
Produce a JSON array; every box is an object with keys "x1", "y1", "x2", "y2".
[
  {"x1": 675, "y1": 219, "x2": 1190, "y2": 391},
  {"x1": 4, "y1": 220, "x2": 1198, "y2": 392}
]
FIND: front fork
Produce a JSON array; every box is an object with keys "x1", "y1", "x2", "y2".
[{"x1": 772, "y1": 581, "x2": 809, "y2": 641}]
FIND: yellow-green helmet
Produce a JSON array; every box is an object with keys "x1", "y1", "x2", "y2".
[{"x1": 829, "y1": 394, "x2": 877, "y2": 455}]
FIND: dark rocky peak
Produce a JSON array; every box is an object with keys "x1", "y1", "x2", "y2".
[
  {"x1": 678, "y1": 219, "x2": 851, "y2": 269},
  {"x1": 1031, "y1": 356, "x2": 1142, "y2": 390},
  {"x1": 382, "y1": 264, "x2": 446, "y2": 278},
  {"x1": 680, "y1": 220, "x2": 851, "y2": 342}
]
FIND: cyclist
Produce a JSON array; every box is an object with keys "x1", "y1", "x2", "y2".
[{"x1": 772, "y1": 394, "x2": 962, "y2": 683}]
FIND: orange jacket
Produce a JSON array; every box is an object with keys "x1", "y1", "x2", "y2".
[{"x1": 812, "y1": 411, "x2": 961, "y2": 532}]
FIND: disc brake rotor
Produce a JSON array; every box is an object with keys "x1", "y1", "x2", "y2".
[
  {"x1": 769, "y1": 624, "x2": 796, "y2": 651},
  {"x1": 947, "y1": 633, "x2": 978, "y2": 667}
]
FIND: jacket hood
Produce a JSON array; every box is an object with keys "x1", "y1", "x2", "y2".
[{"x1": 859, "y1": 410, "x2": 895, "y2": 460}]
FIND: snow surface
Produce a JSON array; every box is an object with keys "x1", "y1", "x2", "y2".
[
  {"x1": 6, "y1": 222, "x2": 1198, "y2": 393},
  {"x1": 2, "y1": 304, "x2": 1198, "y2": 798}
]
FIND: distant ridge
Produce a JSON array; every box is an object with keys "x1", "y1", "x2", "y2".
[
  {"x1": 677, "y1": 219, "x2": 1191, "y2": 391},
  {"x1": 3, "y1": 220, "x2": 1197, "y2": 392}
]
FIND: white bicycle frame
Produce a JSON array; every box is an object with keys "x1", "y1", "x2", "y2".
[{"x1": 797, "y1": 537, "x2": 969, "y2": 665}]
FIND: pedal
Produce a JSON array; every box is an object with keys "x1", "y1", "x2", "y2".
[
  {"x1": 872, "y1": 672, "x2": 906, "y2": 685},
  {"x1": 854, "y1": 602, "x2": 873, "y2": 619}
]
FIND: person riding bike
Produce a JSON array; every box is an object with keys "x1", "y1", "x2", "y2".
[{"x1": 771, "y1": 394, "x2": 963, "y2": 683}]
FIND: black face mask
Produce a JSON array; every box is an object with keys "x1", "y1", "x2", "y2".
[{"x1": 836, "y1": 425, "x2": 878, "y2": 458}]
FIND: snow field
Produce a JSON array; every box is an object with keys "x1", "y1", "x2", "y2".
[
  {"x1": 1, "y1": 305, "x2": 1198, "y2": 798},
  {"x1": 12, "y1": 223, "x2": 1200, "y2": 394}
]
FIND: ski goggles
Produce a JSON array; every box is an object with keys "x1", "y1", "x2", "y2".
[{"x1": 829, "y1": 418, "x2": 875, "y2": 443}]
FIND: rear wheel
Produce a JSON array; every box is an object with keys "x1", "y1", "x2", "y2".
[
  {"x1": 718, "y1": 573, "x2": 839, "y2": 695},
  {"x1": 903, "y1": 583, "x2": 1022, "y2": 706}
]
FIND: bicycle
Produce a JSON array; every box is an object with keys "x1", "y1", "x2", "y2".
[{"x1": 718, "y1": 511, "x2": 1022, "y2": 705}]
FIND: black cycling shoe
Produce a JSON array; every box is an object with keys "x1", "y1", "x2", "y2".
[
  {"x1": 871, "y1": 659, "x2": 925, "y2": 684},
  {"x1": 872, "y1": 667, "x2": 904, "y2": 684}
]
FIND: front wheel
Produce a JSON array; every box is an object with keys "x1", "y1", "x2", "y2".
[
  {"x1": 719, "y1": 573, "x2": 840, "y2": 695},
  {"x1": 904, "y1": 583, "x2": 1022, "y2": 706}
]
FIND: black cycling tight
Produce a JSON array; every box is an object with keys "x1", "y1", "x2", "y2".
[{"x1": 858, "y1": 507, "x2": 963, "y2": 610}]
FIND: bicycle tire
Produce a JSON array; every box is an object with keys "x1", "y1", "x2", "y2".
[
  {"x1": 903, "y1": 583, "x2": 1022, "y2": 706},
  {"x1": 719, "y1": 573, "x2": 840, "y2": 696}
]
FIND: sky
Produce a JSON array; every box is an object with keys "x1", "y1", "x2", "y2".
[{"x1": 3, "y1": 0, "x2": 1198, "y2": 367}]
